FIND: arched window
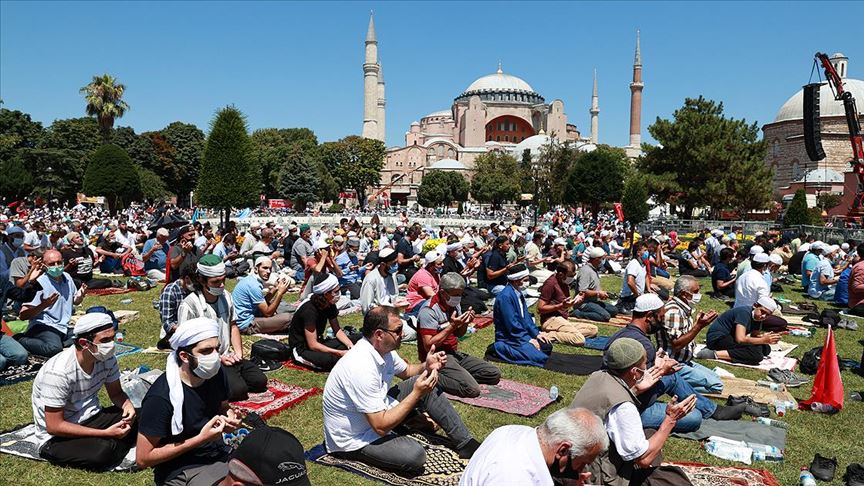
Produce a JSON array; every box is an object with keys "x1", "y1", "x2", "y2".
[{"x1": 772, "y1": 140, "x2": 780, "y2": 157}]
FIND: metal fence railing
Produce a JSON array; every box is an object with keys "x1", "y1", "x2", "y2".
[
  {"x1": 788, "y1": 225, "x2": 864, "y2": 243},
  {"x1": 636, "y1": 220, "x2": 778, "y2": 237}
]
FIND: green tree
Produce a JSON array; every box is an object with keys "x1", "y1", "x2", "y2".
[
  {"x1": 0, "y1": 155, "x2": 34, "y2": 201},
  {"x1": 319, "y1": 135, "x2": 384, "y2": 207},
  {"x1": 418, "y1": 170, "x2": 470, "y2": 208},
  {"x1": 621, "y1": 174, "x2": 650, "y2": 227},
  {"x1": 38, "y1": 117, "x2": 102, "y2": 153},
  {"x1": 0, "y1": 108, "x2": 44, "y2": 160},
  {"x1": 534, "y1": 142, "x2": 583, "y2": 207},
  {"x1": 470, "y1": 151, "x2": 521, "y2": 209},
  {"x1": 817, "y1": 192, "x2": 842, "y2": 213},
  {"x1": 562, "y1": 147, "x2": 627, "y2": 213},
  {"x1": 639, "y1": 96, "x2": 768, "y2": 218},
  {"x1": 784, "y1": 189, "x2": 813, "y2": 226},
  {"x1": 19, "y1": 148, "x2": 86, "y2": 204},
  {"x1": 112, "y1": 126, "x2": 158, "y2": 168},
  {"x1": 278, "y1": 145, "x2": 320, "y2": 212},
  {"x1": 80, "y1": 74, "x2": 129, "y2": 142},
  {"x1": 137, "y1": 166, "x2": 172, "y2": 202},
  {"x1": 82, "y1": 144, "x2": 141, "y2": 213},
  {"x1": 161, "y1": 122, "x2": 205, "y2": 205},
  {"x1": 196, "y1": 106, "x2": 260, "y2": 225},
  {"x1": 252, "y1": 127, "x2": 319, "y2": 198}
]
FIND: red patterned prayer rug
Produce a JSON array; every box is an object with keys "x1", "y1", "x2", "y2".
[
  {"x1": 472, "y1": 316, "x2": 493, "y2": 329},
  {"x1": 86, "y1": 287, "x2": 135, "y2": 296},
  {"x1": 231, "y1": 379, "x2": 321, "y2": 420},
  {"x1": 444, "y1": 379, "x2": 555, "y2": 416},
  {"x1": 665, "y1": 461, "x2": 780, "y2": 486}
]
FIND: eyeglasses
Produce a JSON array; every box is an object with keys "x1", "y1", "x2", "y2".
[{"x1": 382, "y1": 326, "x2": 403, "y2": 338}]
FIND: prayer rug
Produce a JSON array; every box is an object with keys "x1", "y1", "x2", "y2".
[
  {"x1": 694, "y1": 343, "x2": 798, "y2": 371},
  {"x1": 0, "y1": 355, "x2": 46, "y2": 386},
  {"x1": 114, "y1": 342, "x2": 142, "y2": 359},
  {"x1": 231, "y1": 379, "x2": 321, "y2": 420},
  {"x1": 2, "y1": 319, "x2": 28, "y2": 336},
  {"x1": 543, "y1": 353, "x2": 603, "y2": 375},
  {"x1": 665, "y1": 461, "x2": 780, "y2": 486},
  {"x1": 281, "y1": 360, "x2": 326, "y2": 373},
  {"x1": 445, "y1": 379, "x2": 554, "y2": 416},
  {"x1": 702, "y1": 376, "x2": 796, "y2": 404},
  {"x1": 672, "y1": 418, "x2": 787, "y2": 449},
  {"x1": 472, "y1": 315, "x2": 493, "y2": 329},
  {"x1": 584, "y1": 335, "x2": 611, "y2": 351},
  {"x1": 0, "y1": 424, "x2": 136, "y2": 471},
  {"x1": 86, "y1": 287, "x2": 135, "y2": 296},
  {"x1": 306, "y1": 432, "x2": 466, "y2": 486}
]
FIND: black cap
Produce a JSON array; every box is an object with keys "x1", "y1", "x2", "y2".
[{"x1": 228, "y1": 427, "x2": 311, "y2": 486}]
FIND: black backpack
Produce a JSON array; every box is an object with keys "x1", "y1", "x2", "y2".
[
  {"x1": 251, "y1": 339, "x2": 292, "y2": 361},
  {"x1": 801, "y1": 346, "x2": 823, "y2": 375},
  {"x1": 820, "y1": 309, "x2": 841, "y2": 328}
]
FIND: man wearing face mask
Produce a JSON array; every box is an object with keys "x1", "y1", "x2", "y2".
[
  {"x1": 31, "y1": 312, "x2": 137, "y2": 471},
  {"x1": 617, "y1": 240, "x2": 649, "y2": 314},
  {"x1": 700, "y1": 297, "x2": 781, "y2": 365},
  {"x1": 137, "y1": 317, "x2": 242, "y2": 485},
  {"x1": 232, "y1": 256, "x2": 292, "y2": 335},
  {"x1": 177, "y1": 255, "x2": 266, "y2": 401},
  {"x1": 167, "y1": 226, "x2": 201, "y2": 283},
  {"x1": 0, "y1": 225, "x2": 27, "y2": 282},
  {"x1": 405, "y1": 251, "x2": 444, "y2": 317},
  {"x1": 335, "y1": 237, "x2": 369, "y2": 300},
  {"x1": 460, "y1": 407, "x2": 608, "y2": 486},
  {"x1": 571, "y1": 247, "x2": 620, "y2": 323},
  {"x1": 416, "y1": 273, "x2": 500, "y2": 398},
  {"x1": 142, "y1": 228, "x2": 171, "y2": 281},
  {"x1": 657, "y1": 275, "x2": 722, "y2": 394},
  {"x1": 605, "y1": 294, "x2": 745, "y2": 432},
  {"x1": 359, "y1": 248, "x2": 418, "y2": 342},
  {"x1": 487, "y1": 264, "x2": 553, "y2": 367},
  {"x1": 159, "y1": 258, "x2": 199, "y2": 344},
  {"x1": 18, "y1": 249, "x2": 86, "y2": 357},
  {"x1": 537, "y1": 261, "x2": 595, "y2": 346},
  {"x1": 572, "y1": 338, "x2": 696, "y2": 485}
]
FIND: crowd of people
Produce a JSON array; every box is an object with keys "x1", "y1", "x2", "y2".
[{"x1": 3, "y1": 200, "x2": 864, "y2": 485}]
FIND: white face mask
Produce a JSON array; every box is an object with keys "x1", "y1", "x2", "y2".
[
  {"x1": 446, "y1": 295, "x2": 462, "y2": 308},
  {"x1": 690, "y1": 293, "x2": 702, "y2": 304},
  {"x1": 192, "y1": 352, "x2": 221, "y2": 379},
  {"x1": 88, "y1": 341, "x2": 115, "y2": 361},
  {"x1": 208, "y1": 286, "x2": 224, "y2": 296}
]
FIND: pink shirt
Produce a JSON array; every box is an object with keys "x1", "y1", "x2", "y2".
[{"x1": 406, "y1": 267, "x2": 439, "y2": 311}]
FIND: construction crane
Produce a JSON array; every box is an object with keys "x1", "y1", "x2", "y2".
[
  {"x1": 813, "y1": 52, "x2": 864, "y2": 212},
  {"x1": 367, "y1": 165, "x2": 426, "y2": 206}
]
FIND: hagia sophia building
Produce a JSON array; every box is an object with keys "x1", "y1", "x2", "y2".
[{"x1": 360, "y1": 14, "x2": 645, "y2": 205}]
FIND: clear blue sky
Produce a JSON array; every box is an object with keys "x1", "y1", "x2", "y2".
[{"x1": 1, "y1": 1, "x2": 862, "y2": 149}]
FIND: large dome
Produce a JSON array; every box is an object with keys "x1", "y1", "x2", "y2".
[
  {"x1": 773, "y1": 78, "x2": 864, "y2": 123},
  {"x1": 464, "y1": 69, "x2": 536, "y2": 94}
]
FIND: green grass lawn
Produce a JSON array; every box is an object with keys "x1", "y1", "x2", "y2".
[{"x1": 1, "y1": 275, "x2": 862, "y2": 485}]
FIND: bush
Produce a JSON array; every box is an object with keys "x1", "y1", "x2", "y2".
[
  {"x1": 82, "y1": 144, "x2": 140, "y2": 213},
  {"x1": 327, "y1": 203, "x2": 344, "y2": 213}
]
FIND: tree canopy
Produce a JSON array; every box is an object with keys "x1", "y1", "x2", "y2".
[
  {"x1": 83, "y1": 144, "x2": 141, "y2": 213},
  {"x1": 0, "y1": 155, "x2": 33, "y2": 201},
  {"x1": 80, "y1": 74, "x2": 129, "y2": 142},
  {"x1": 418, "y1": 170, "x2": 470, "y2": 208},
  {"x1": 562, "y1": 146, "x2": 627, "y2": 213},
  {"x1": 470, "y1": 151, "x2": 522, "y2": 208},
  {"x1": 196, "y1": 106, "x2": 260, "y2": 214},
  {"x1": 278, "y1": 144, "x2": 320, "y2": 212},
  {"x1": 621, "y1": 174, "x2": 650, "y2": 226},
  {"x1": 320, "y1": 135, "x2": 384, "y2": 206},
  {"x1": 639, "y1": 96, "x2": 769, "y2": 218},
  {"x1": 252, "y1": 127, "x2": 319, "y2": 198}
]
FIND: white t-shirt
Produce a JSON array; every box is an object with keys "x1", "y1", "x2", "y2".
[
  {"x1": 459, "y1": 425, "x2": 552, "y2": 486},
  {"x1": 607, "y1": 402, "x2": 649, "y2": 462},
  {"x1": 113, "y1": 229, "x2": 134, "y2": 248},
  {"x1": 620, "y1": 259, "x2": 646, "y2": 297},
  {"x1": 24, "y1": 231, "x2": 50, "y2": 250},
  {"x1": 734, "y1": 268, "x2": 769, "y2": 309},
  {"x1": 31, "y1": 346, "x2": 120, "y2": 448},
  {"x1": 322, "y1": 338, "x2": 408, "y2": 453}
]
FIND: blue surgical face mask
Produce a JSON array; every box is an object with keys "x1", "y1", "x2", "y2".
[
  {"x1": 641, "y1": 250, "x2": 650, "y2": 261},
  {"x1": 389, "y1": 263, "x2": 399, "y2": 274}
]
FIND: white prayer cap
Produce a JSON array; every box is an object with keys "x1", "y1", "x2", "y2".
[
  {"x1": 255, "y1": 256, "x2": 272, "y2": 268},
  {"x1": 756, "y1": 297, "x2": 778, "y2": 312},
  {"x1": 586, "y1": 247, "x2": 606, "y2": 259},
  {"x1": 446, "y1": 242, "x2": 463, "y2": 252},
  {"x1": 73, "y1": 312, "x2": 114, "y2": 336},
  {"x1": 769, "y1": 254, "x2": 783, "y2": 266},
  {"x1": 842, "y1": 243, "x2": 850, "y2": 251},
  {"x1": 167, "y1": 317, "x2": 220, "y2": 435},
  {"x1": 553, "y1": 237, "x2": 566, "y2": 246},
  {"x1": 753, "y1": 253, "x2": 770, "y2": 263},
  {"x1": 313, "y1": 238, "x2": 330, "y2": 251},
  {"x1": 749, "y1": 245, "x2": 764, "y2": 255},
  {"x1": 652, "y1": 230, "x2": 662, "y2": 236},
  {"x1": 829, "y1": 244, "x2": 840, "y2": 254},
  {"x1": 425, "y1": 251, "x2": 443, "y2": 264},
  {"x1": 156, "y1": 227, "x2": 170, "y2": 237},
  {"x1": 754, "y1": 231, "x2": 764, "y2": 237},
  {"x1": 810, "y1": 241, "x2": 825, "y2": 252},
  {"x1": 312, "y1": 273, "x2": 340, "y2": 294},
  {"x1": 799, "y1": 243, "x2": 811, "y2": 252},
  {"x1": 711, "y1": 229, "x2": 724, "y2": 236},
  {"x1": 634, "y1": 294, "x2": 664, "y2": 313}
]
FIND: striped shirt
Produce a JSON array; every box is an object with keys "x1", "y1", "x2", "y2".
[
  {"x1": 31, "y1": 346, "x2": 120, "y2": 448},
  {"x1": 657, "y1": 296, "x2": 695, "y2": 363}
]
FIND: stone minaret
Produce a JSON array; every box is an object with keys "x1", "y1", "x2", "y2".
[
  {"x1": 362, "y1": 13, "x2": 382, "y2": 141},
  {"x1": 628, "y1": 30, "x2": 643, "y2": 151},
  {"x1": 377, "y1": 63, "x2": 386, "y2": 144},
  {"x1": 590, "y1": 69, "x2": 599, "y2": 144}
]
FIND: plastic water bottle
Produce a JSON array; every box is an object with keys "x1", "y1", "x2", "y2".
[
  {"x1": 810, "y1": 402, "x2": 836, "y2": 413},
  {"x1": 549, "y1": 385, "x2": 559, "y2": 401},
  {"x1": 774, "y1": 400, "x2": 795, "y2": 416},
  {"x1": 748, "y1": 443, "x2": 784, "y2": 461},
  {"x1": 115, "y1": 331, "x2": 125, "y2": 343},
  {"x1": 800, "y1": 468, "x2": 817, "y2": 486},
  {"x1": 466, "y1": 326, "x2": 476, "y2": 334},
  {"x1": 789, "y1": 329, "x2": 812, "y2": 338},
  {"x1": 756, "y1": 380, "x2": 786, "y2": 392},
  {"x1": 119, "y1": 298, "x2": 133, "y2": 305},
  {"x1": 703, "y1": 437, "x2": 752, "y2": 464},
  {"x1": 754, "y1": 417, "x2": 788, "y2": 429}
]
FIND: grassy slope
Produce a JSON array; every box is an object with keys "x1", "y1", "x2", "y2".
[{"x1": 1, "y1": 275, "x2": 862, "y2": 485}]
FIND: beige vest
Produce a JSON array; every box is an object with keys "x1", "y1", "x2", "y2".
[{"x1": 570, "y1": 370, "x2": 640, "y2": 486}]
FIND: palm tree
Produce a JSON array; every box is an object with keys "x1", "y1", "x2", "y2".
[{"x1": 80, "y1": 74, "x2": 129, "y2": 143}]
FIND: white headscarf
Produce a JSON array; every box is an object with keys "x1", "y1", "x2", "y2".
[{"x1": 166, "y1": 317, "x2": 220, "y2": 435}]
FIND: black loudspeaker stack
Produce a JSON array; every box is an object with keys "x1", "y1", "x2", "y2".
[{"x1": 803, "y1": 83, "x2": 826, "y2": 162}]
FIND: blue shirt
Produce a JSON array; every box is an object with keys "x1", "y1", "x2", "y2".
[
  {"x1": 801, "y1": 252, "x2": 820, "y2": 289},
  {"x1": 835, "y1": 266, "x2": 852, "y2": 305},
  {"x1": 334, "y1": 251, "x2": 363, "y2": 286},
  {"x1": 142, "y1": 238, "x2": 169, "y2": 271},
  {"x1": 232, "y1": 275, "x2": 265, "y2": 330},
  {"x1": 809, "y1": 256, "x2": 834, "y2": 297},
  {"x1": 27, "y1": 273, "x2": 77, "y2": 333}
]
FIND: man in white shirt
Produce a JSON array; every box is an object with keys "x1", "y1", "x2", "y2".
[
  {"x1": 31, "y1": 312, "x2": 136, "y2": 471},
  {"x1": 322, "y1": 306, "x2": 480, "y2": 475},
  {"x1": 617, "y1": 240, "x2": 648, "y2": 313},
  {"x1": 460, "y1": 408, "x2": 608, "y2": 486},
  {"x1": 734, "y1": 253, "x2": 770, "y2": 309}
]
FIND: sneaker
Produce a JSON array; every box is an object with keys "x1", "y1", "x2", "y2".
[
  {"x1": 810, "y1": 453, "x2": 837, "y2": 482},
  {"x1": 838, "y1": 319, "x2": 860, "y2": 331},
  {"x1": 695, "y1": 348, "x2": 717, "y2": 360},
  {"x1": 845, "y1": 463, "x2": 864, "y2": 486},
  {"x1": 768, "y1": 368, "x2": 809, "y2": 387},
  {"x1": 456, "y1": 438, "x2": 482, "y2": 459},
  {"x1": 726, "y1": 395, "x2": 770, "y2": 417}
]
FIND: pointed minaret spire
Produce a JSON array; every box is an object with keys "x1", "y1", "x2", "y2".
[
  {"x1": 634, "y1": 29, "x2": 641, "y2": 66},
  {"x1": 366, "y1": 11, "x2": 376, "y2": 42},
  {"x1": 362, "y1": 12, "x2": 382, "y2": 141},
  {"x1": 590, "y1": 69, "x2": 599, "y2": 144},
  {"x1": 627, "y1": 29, "x2": 644, "y2": 154},
  {"x1": 497, "y1": 61, "x2": 503, "y2": 74}
]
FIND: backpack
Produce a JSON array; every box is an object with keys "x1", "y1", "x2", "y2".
[
  {"x1": 800, "y1": 346, "x2": 823, "y2": 375},
  {"x1": 121, "y1": 252, "x2": 145, "y2": 277},
  {"x1": 820, "y1": 309, "x2": 841, "y2": 328},
  {"x1": 251, "y1": 339, "x2": 292, "y2": 361}
]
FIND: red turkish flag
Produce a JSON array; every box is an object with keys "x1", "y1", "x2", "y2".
[
  {"x1": 800, "y1": 325, "x2": 844, "y2": 411},
  {"x1": 613, "y1": 203, "x2": 624, "y2": 222}
]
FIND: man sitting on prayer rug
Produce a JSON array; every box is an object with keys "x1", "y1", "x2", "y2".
[{"x1": 487, "y1": 264, "x2": 552, "y2": 367}]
